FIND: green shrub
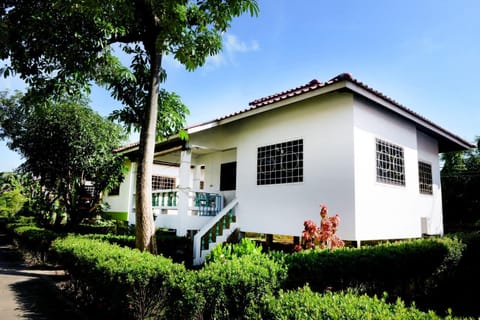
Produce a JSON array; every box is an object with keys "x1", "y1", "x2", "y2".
[
  {"x1": 283, "y1": 237, "x2": 465, "y2": 304},
  {"x1": 424, "y1": 232, "x2": 480, "y2": 317},
  {"x1": 82, "y1": 233, "x2": 136, "y2": 248},
  {"x1": 103, "y1": 211, "x2": 128, "y2": 221},
  {"x1": 254, "y1": 286, "x2": 458, "y2": 320},
  {"x1": 0, "y1": 189, "x2": 27, "y2": 218},
  {"x1": 11, "y1": 225, "x2": 58, "y2": 264},
  {"x1": 206, "y1": 238, "x2": 263, "y2": 262},
  {"x1": 197, "y1": 253, "x2": 287, "y2": 320},
  {"x1": 52, "y1": 236, "x2": 202, "y2": 319}
]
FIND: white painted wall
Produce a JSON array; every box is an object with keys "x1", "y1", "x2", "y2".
[
  {"x1": 353, "y1": 97, "x2": 425, "y2": 240},
  {"x1": 416, "y1": 131, "x2": 443, "y2": 235},
  {"x1": 201, "y1": 92, "x2": 357, "y2": 239},
  {"x1": 112, "y1": 90, "x2": 445, "y2": 241},
  {"x1": 103, "y1": 161, "x2": 134, "y2": 215}
]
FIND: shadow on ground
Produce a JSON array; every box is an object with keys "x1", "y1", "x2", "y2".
[{"x1": 0, "y1": 233, "x2": 88, "y2": 320}]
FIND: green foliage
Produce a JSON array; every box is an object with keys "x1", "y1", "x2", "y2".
[
  {"x1": 1, "y1": 0, "x2": 259, "y2": 252},
  {"x1": 197, "y1": 253, "x2": 287, "y2": 320},
  {"x1": 254, "y1": 286, "x2": 456, "y2": 320},
  {"x1": 441, "y1": 139, "x2": 480, "y2": 231},
  {"x1": 0, "y1": 91, "x2": 127, "y2": 226},
  {"x1": 103, "y1": 211, "x2": 128, "y2": 221},
  {"x1": 0, "y1": 171, "x2": 31, "y2": 218},
  {"x1": 11, "y1": 225, "x2": 59, "y2": 264},
  {"x1": 425, "y1": 232, "x2": 480, "y2": 317},
  {"x1": 206, "y1": 237, "x2": 262, "y2": 262},
  {"x1": 35, "y1": 232, "x2": 480, "y2": 318},
  {"x1": 52, "y1": 236, "x2": 202, "y2": 319},
  {"x1": 0, "y1": 189, "x2": 26, "y2": 217},
  {"x1": 109, "y1": 88, "x2": 190, "y2": 141},
  {"x1": 83, "y1": 233, "x2": 136, "y2": 248},
  {"x1": 282, "y1": 237, "x2": 465, "y2": 305}
]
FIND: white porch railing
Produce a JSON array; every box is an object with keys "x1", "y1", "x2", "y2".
[
  {"x1": 193, "y1": 198, "x2": 238, "y2": 265},
  {"x1": 150, "y1": 189, "x2": 223, "y2": 216},
  {"x1": 131, "y1": 189, "x2": 225, "y2": 235}
]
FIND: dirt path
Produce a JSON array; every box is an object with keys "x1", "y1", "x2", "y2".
[{"x1": 0, "y1": 233, "x2": 85, "y2": 320}]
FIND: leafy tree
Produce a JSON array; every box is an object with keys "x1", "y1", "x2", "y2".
[
  {"x1": 1, "y1": 0, "x2": 259, "y2": 253},
  {"x1": 441, "y1": 137, "x2": 480, "y2": 231},
  {"x1": 0, "y1": 91, "x2": 127, "y2": 226},
  {"x1": 0, "y1": 172, "x2": 27, "y2": 218}
]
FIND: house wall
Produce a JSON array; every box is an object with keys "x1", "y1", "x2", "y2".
[
  {"x1": 103, "y1": 161, "x2": 135, "y2": 223},
  {"x1": 103, "y1": 161, "x2": 183, "y2": 224},
  {"x1": 353, "y1": 97, "x2": 443, "y2": 240},
  {"x1": 191, "y1": 92, "x2": 357, "y2": 238},
  {"x1": 416, "y1": 131, "x2": 443, "y2": 235}
]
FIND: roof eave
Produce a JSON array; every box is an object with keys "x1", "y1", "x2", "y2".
[{"x1": 345, "y1": 82, "x2": 474, "y2": 152}]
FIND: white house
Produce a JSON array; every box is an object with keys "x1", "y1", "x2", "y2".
[{"x1": 104, "y1": 73, "x2": 473, "y2": 264}]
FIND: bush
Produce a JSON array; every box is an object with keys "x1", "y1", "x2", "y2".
[
  {"x1": 0, "y1": 189, "x2": 27, "y2": 218},
  {"x1": 82, "y1": 230, "x2": 191, "y2": 264},
  {"x1": 11, "y1": 225, "x2": 59, "y2": 264},
  {"x1": 254, "y1": 286, "x2": 457, "y2": 320},
  {"x1": 282, "y1": 237, "x2": 465, "y2": 304},
  {"x1": 424, "y1": 232, "x2": 480, "y2": 317},
  {"x1": 82, "y1": 233, "x2": 136, "y2": 248},
  {"x1": 52, "y1": 236, "x2": 202, "y2": 319},
  {"x1": 206, "y1": 238, "x2": 263, "y2": 262},
  {"x1": 197, "y1": 253, "x2": 287, "y2": 320}
]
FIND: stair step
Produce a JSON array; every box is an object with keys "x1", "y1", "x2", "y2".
[{"x1": 199, "y1": 223, "x2": 237, "y2": 261}]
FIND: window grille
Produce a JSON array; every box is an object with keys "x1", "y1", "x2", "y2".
[
  {"x1": 376, "y1": 139, "x2": 405, "y2": 186},
  {"x1": 257, "y1": 139, "x2": 303, "y2": 185},
  {"x1": 418, "y1": 161, "x2": 433, "y2": 194},
  {"x1": 152, "y1": 176, "x2": 176, "y2": 190}
]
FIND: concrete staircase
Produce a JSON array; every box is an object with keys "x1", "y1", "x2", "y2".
[{"x1": 193, "y1": 199, "x2": 238, "y2": 265}]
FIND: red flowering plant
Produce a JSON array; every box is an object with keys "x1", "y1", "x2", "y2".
[
  {"x1": 301, "y1": 220, "x2": 320, "y2": 249},
  {"x1": 299, "y1": 204, "x2": 345, "y2": 251}
]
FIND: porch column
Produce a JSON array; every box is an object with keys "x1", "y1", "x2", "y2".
[
  {"x1": 193, "y1": 165, "x2": 202, "y2": 190},
  {"x1": 177, "y1": 148, "x2": 192, "y2": 237}
]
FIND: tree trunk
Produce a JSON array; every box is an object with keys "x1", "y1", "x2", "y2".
[{"x1": 135, "y1": 51, "x2": 162, "y2": 254}]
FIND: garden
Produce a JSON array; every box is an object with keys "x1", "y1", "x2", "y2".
[{"x1": 1, "y1": 210, "x2": 479, "y2": 320}]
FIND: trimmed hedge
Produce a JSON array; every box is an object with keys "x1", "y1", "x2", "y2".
[
  {"x1": 425, "y1": 232, "x2": 480, "y2": 317},
  {"x1": 20, "y1": 229, "x2": 479, "y2": 319},
  {"x1": 83, "y1": 233, "x2": 136, "y2": 248},
  {"x1": 82, "y1": 230, "x2": 192, "y2": 264},
  {"x1": 282, "y1": 237, "x2": 465, "y2": 304},
  {"x1": 197, "y1": 253, "x2": 287, "y2": 319},
  {"x1": 10, "y1": 225, "x2": 58, "y2": 264},
  {"x1": 103, "y1": 211, "x2": 128, "y2": 221},
  {"x1": 253, "y1": 286, "x2": 459, "y2": 320},
  {"x1": 52, "y1": 236, "x2": 202, "y2": 320}
]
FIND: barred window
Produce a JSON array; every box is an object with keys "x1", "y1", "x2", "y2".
[
  {"x1": 152, "y1": 175, "x2": 176, "y2": 190},
  {"x1": 418, "y1": 161, "x2": 433, "y2": 195},
  {"x1": 376, "y1": 139, "x2": 405, "y2": 186},
  {"x1": 257, "y1": 139, "x2": 303, "y2": 185}
]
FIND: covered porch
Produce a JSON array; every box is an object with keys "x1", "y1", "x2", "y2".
[{"x1": 127, "y1": 138, "x2": 239, "y2": 264}]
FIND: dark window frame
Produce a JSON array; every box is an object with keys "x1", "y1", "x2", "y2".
[
  {"x1": 257, "y1": 139, "x2": 303, "y2": 185},
  {"x1": 152, "y1": 175, "x2": 176, "y2": 190},
  {"x1": 418, "y1": 161, "x2": 433, "y2": 195},
  {"x1": 376, "y1": 138, "x2": 405, "y2": 186}
]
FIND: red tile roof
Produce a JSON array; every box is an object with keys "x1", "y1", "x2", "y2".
[
  {"x1": 114, "y1": 141, "x2": 139, "y2": 153},
  {"x1": 210, "y1": 72, "x2": 473, "y2": 150},
  {"x1": 118, "y1": 73, "x2": 474, "y2": 153}
]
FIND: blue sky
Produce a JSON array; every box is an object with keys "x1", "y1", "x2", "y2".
[{"x1": 1, "y1": 0, "x2": 479, "y2": 172}]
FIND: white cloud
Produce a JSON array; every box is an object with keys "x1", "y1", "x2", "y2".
[
  {"x1": 205, "y1": 34, "x2": 260, "y2": 70},
  {"x1": 224, "y1": 34, "x2": 259, "y2": 53},
  {"x1": 122, "y1": 35, "x2": 259, "y2": 73}
]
